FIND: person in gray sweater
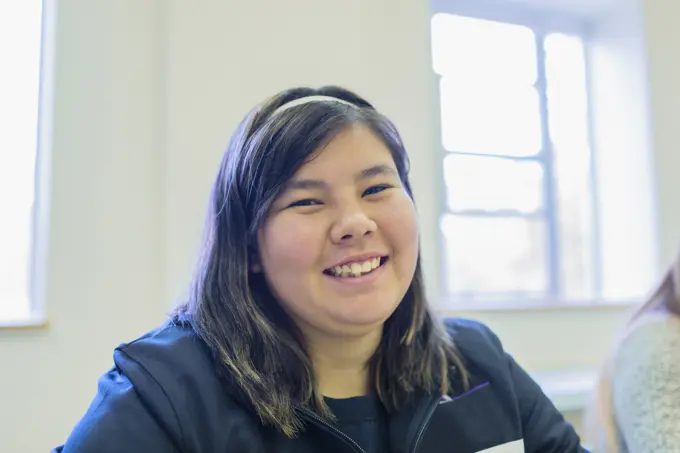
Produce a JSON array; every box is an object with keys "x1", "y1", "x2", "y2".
[{"x1": 588, "y1": 250, "x2": 680, "y2": 452}]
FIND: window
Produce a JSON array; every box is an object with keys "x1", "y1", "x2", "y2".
[
  {"x1": 0, "y1": 1, "x2": 49, "y2": 324},
  {"x1": 432, "y1": 13, "x2": 600, "y2": 303}
]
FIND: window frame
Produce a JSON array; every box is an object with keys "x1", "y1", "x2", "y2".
[{"x1": 432, "y1": 3, "x2": 605, "y2": 308}]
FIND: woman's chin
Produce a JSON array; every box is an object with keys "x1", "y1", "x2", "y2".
[{"x1": 328, "y1": 299, "x2": 400, "y2": 330}]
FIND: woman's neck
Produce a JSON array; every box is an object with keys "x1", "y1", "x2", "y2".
[{"x1": 307, "y1": 327, "x2": 383, "y2": 399}]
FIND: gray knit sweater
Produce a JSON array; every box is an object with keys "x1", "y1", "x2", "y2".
[{"x1": 612, "y1": 314, "x2": 680, "y2": 452}]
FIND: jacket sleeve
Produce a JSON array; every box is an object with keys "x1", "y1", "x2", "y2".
[
  {"x1": 52, "y1": 349, "x2": 184, "y2": 453},
  {"x1": 478, "y1": 323, "x2": 588, "y2": 453},
  {"x1": 507, "y1": 353, "x2": 587, "y2": 452}
]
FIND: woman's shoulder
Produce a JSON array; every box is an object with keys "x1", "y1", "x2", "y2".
[
  {"x1": 442, "y1": 317, "x2": 513, "y2": 382},
  {"x1": 629, "y1": 311, "x2": 680, "y2": 331},
  {"x1": 443, "y1": 317, "x2": 506, "y2": 359},
  {"x1": 611, "y1": 315, "x2": 680, "y2": 450},
  {"x1": 111, "y1": 319, "x2": 232, "y2": 402},
  {"x1": 618, "y1": 313, "x2": 680, "y2": 356},
  {"x1": 115, "y1": 319, "x2": 211, "y2": 369},
  {"x1": 615, "y1": 313, "x2": 680, "y2": 369},
  {"x1": 613, "y1": 313, "x2": 680, "y2": 403},
  {"x1": 111, "y1": 319, "x2": 252, "y2": 425}
]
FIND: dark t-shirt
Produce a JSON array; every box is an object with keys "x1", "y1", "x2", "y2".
[{"x1": 325, "y1": 394, "x2": 390, "y2": 453}]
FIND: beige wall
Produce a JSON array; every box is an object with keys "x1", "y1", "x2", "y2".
[
  {"x1": 0, "y1": 2, "x2": 167, "y2": 451},
  {"x1": 0, "y1": 1, "x2": 677, "y2": 451}
]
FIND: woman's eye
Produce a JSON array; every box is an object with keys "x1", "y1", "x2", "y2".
[
  {"x1": 288, "y1": 199, "x2": 322, "y2": 208},
  {"x1": 363, "y1": 184, "x2": 391, "y2": 196}
]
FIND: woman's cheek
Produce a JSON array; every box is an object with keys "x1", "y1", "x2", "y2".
[
  {"x1": 266, "y1": 215, "x2": 325, "y2": 265},
  {"x1": 376, "y1": 194, "x2": 419, "y2": 240}
]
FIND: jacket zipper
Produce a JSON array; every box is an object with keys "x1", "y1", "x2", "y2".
[
  {"x1": 298, "y1": 408, "x2": 366, "y2": 453},
  {"x1": 298, "y1": 395, "x2": 439, "y2": 453},
  {"x1": 410, "y1": 396, "x2": 440, "y2": 453}
]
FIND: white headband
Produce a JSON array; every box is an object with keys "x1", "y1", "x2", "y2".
[{"x1": 271, "y1": 95, "x2": 357, "y2": 116}]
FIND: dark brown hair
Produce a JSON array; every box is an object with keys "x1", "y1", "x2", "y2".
[{"x1": 174, "y1": 86, "x2": 467, "y2": 437}]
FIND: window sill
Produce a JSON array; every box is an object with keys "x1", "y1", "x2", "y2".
[
  {"x1": 0, "y1": 314, "x2": 48, "y2": 330},
  {"x1": 440, "y1": 297, "x2": 637, "y2": 312},
  {"x1": 531, "y1": 368, "x2": 597, "y2": 413}
]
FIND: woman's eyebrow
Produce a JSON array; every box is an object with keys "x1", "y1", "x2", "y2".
[
  {"x1": 284, "y1": 179, "x2": 326, "y2": 191},
  {"x1": 356, "y1": 164, "x2": 398, "y2": 181}
]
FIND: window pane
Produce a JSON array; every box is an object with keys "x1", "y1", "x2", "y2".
[
  {"x1": 545, "y1": 33, "x2": 589, "y2": 148},
  {"x1": 545, "y1": 33, "x2": 596, "y2": 298},
  {"x1": 444, "y1": 154, "x2": 543, "y2": 213},
  {"x1": 0, "y1": 0, "x2": 42, "y2": 321},
  {"x1": 431, "y1": 13, "x2": 537, "y2": 84},
  {"x1": 440, "y1": 78, "x2": 542, "y2": 156},
  {"x1": 441, "y1": 214, "x2": 546, "y2": 295}
]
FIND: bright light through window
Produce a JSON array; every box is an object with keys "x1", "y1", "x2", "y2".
[
  {"x1": 0, "y1": 1, "x2": 44, "y2": 322},
  {"x1": 432, "y1": 13, "x2": 598, "y2": 302}
]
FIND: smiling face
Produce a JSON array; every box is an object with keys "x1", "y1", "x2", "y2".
[{"x1": 256, "y1": 125, "x2": 419, "y2": 340}]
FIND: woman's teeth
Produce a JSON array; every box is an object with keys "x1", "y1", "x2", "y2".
[{"x1": 329, "y1": 257, "x2": 382, "y2": 278}]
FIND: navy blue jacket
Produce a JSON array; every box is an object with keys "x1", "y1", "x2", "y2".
[{"x1": 53, "y1": 318, "x2": 588, "y2": 452}]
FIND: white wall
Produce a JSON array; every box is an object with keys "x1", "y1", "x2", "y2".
[
  {"x1": 0, "y1": 0, "x2": 678, "y2": 451},
  {"x1": 163, "y1": 0, "x2": 441, "y2": 306},
  {"x1": 0, "y1": 2, "x2": 167, "y2": 451},
  {"x1": 643, "y1": 0, "x2": 680, "y2": 264}
]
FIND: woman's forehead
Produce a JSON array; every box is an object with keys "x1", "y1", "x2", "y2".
[{"x1": 290, "y1": 126, "x2": 396, "y2": 179}]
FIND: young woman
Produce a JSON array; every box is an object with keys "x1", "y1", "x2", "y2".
[
  {"x1": 588, "y1": 251, "x2": 680, "y2": 452},
  {"x1": 53, "y1": 86, "x2": 587, "y2": 453}
]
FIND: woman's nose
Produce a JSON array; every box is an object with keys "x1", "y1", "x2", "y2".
[{"x1": 330, "y1": 209, "x2": 377, "y2": 244}]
